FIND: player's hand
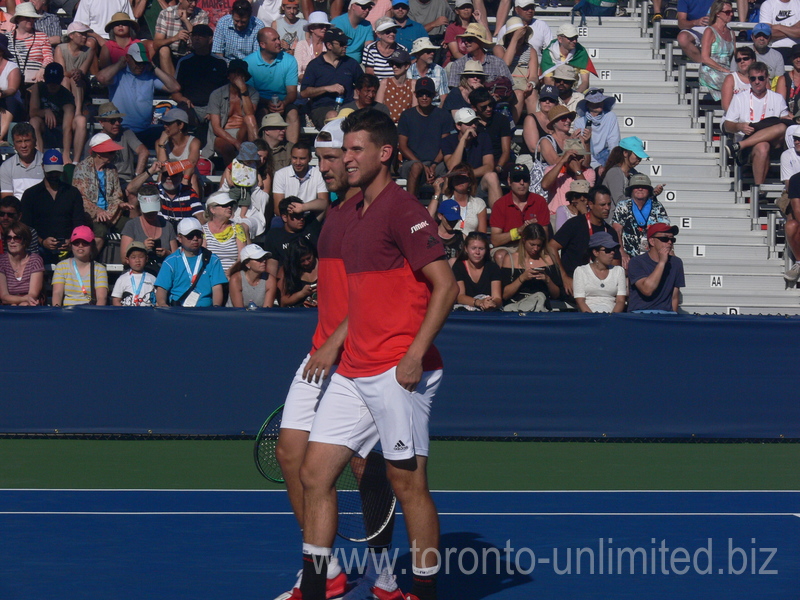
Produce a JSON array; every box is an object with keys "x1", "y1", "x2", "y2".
[
  {"x1": 303, "y1": 342, "x2": 338, "y2": 383},
  {"x1": 395, "y1": 354, "x2": 422, "y2": 392}
]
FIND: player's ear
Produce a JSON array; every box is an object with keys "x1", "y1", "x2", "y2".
[{"x1": 379, "y1": 144, "x2": 395, "y2": 165}]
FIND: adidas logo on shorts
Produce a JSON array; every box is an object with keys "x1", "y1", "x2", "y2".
[{"x1": 394, "y1": 440, "x2": 407, "y2": 452}]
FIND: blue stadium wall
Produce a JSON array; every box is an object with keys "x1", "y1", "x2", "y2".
[{"x1": 2, "y1": 308, "x2": 797, "y2": 438}]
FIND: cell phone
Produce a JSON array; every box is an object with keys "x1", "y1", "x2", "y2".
[
  {"x1": 534, "y1": 267, "x2": 546, "y2": 272},
  {"x1": 152, "y1": 239, "x2": 161, "y2": 249},
  {"x1": 57, "y1": 238, "x2": 67, "y2": 246},
  {"x1": 585, "y1": 120, "x2": 592, "y2": 128}
]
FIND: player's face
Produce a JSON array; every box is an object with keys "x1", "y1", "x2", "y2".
[
  {"x1": 343, "y1": 130, "x2": 388, "y2": 188},
  {"x1": 589, "y1": 193, "x2": 611, "y2": 220},
  {"x1": 316, "y1": 147, "x2": 349, "y2": 193}
]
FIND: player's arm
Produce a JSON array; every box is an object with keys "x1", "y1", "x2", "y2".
[
  {"x1": 303, "y1": 317, "x2": 348, "y2": 383},
  {"x1": 395, "y1": 258, "x2": 458, "y2": 391}
]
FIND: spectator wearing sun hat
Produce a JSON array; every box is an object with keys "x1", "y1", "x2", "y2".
[
  {"x1": 612, "y1": 173, "x2": 671, "y2": 268},
  {"x1": 376, "y1": 48, "x2": 416, "y2": 122},
  {"x1": 364, "y1": 17, "x2": 408, "y2": 79},
  {"x1": 330, "y1": 0, "x2": 376, "y2": 62},
  {"x1": 54, "y1": 21, "x2": 94, "y2": 116},
  {"x1": 541, "y1": 23, "x2": 594, "y2": 94},
  {"x1": 493, "y1": 0, "x2": 553, "y2": 61},
  {"x1": 72, "y1": 133, "x2": 128, "y2": 251},
  {"x1": 295, "y1": 12, "x2": 330, "y2": 81},
  {"x1": 408, "y1": 37, "x2": 448, "y2": 106},
  {"x1": 96, "y1": 41, "x2": 182, "y2": 149},
  {"x1": 7, "y1": 2, "x2": 53, "y2": 85},
  {"x1": 573, "y1": 88, "x2": 620, "y2": 170},
  {"x1": 448, "y1": 23, "x2": 512, "y2": 89},
  {"x1": 74, "y1": 0, "x2": 134, "y2": 41},
  {"x1": 99, "y1": 11, "x2": 141, "y2": 67}
]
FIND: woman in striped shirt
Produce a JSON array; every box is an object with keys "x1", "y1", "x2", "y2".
[
  {"x1": 202, "y1": 191, "x2": 249, "y2": 277},
  {"x1": 51, "y1": 225, "x2": 108, "y2": 306},
  {"x1": 8, "y1": 4, "x2": 53, "y2": 84}
]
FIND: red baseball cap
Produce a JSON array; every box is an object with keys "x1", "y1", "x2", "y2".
[{"x1": 647, "y1": 223, "x2": 679, "y2": 238}]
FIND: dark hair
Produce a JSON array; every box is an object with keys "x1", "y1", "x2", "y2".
[
  {"x1": 468, "y1": 87, "x2": 493, "y2": 108},
  {"x1": 735, "y1": 46, "x2": 756, "y2": 61},
  {"x1": 11, "y1": 122, "x2": 35, "y2": 140},
  {"x1": 232, "y1": 0, "x2": 253, "y2": 17},
  {"x1": 282, "y1": 237, "x2": 317, "y2": 297},
  {"x1": 253, "y1": 138, "x2": 274, "y2": 180},
  {"x1": 444, "y1": 162, "x2": 477, "y2": 196},
  {"x1": 341, "y1": 108, "x2": 398, "y2": 160},
  {"x1": 139, "y1": 183, "x2": 159, "y2": 197},
  {"x1": 5, "y1": 221, "x2": 32, "y2": 249},
  {"x1": 279, "y1": 195, "x2": 303, "y2": 216},
  {"x1": 355, "y1": 73, "x2": 380, "y2": 90},
  {"x1": 0, "y1": 196, "x2": 21, "y2": 212},
  {"x1": 588, "y1": 184, "x2": 611, "y2": 203},
  {"x1": 456, "y1": 231, "x2": 490, "y2": 262},
  {"x1": 601, "y1": 146, "x2": 626, "y2": 173},
  {"x1": 292, "y1": 140, "x2": 313, "y2": 156},
  {"x1": 748, "y1": 61, "x2": 768, "y2": 76}
]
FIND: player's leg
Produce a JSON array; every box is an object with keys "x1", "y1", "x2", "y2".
[{"x1": 360, "y1": 367, "x2": 443, "y2": 600}]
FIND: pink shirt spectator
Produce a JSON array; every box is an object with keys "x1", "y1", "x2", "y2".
[{"x1": 543, "y1": 165, "x2": 596, "y2": 215}]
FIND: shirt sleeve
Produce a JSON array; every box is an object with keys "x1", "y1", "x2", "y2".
[
  {"x1": 155, "y1": 10, "x2": 168, "y2": 35},
  {"x1": 94, "y1": 264, "x2": 108, "y2": 289},
  {"x1": 390, "y1": 198, "x2": 446, "y2": 271},
  {"x1": 111, "y1": 275, "x2": 126, "y2": 298},
  {"x1": 51, "y1": 260, "x2": 68, "y2": 285},
  {"x1": 0, "y1": 163, "x2": 12, "y2": 194},
  {"x1": 207, "y1": 255, "x2": 228, "y2": 286},
  {"x1": 273, "y1": 169, "x2": 287, "y2": 195},
  {"x1": 154, "y1": 258, "x2": 175, "y2": 289},
  {"x1": 572, "y1": 265, "x2": 588, "y2": 299},
  {"x1": 613, "y1": 265, "x2": 628, "y2": 296},
  {"x1": 627, "y1": 255, "x2": 647, "y2": 285}
]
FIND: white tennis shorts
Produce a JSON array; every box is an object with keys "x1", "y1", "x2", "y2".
[
  {"x1": 309, "y1": 366, "x2": 443, "y2": 461},
  {"x1": 281, "y1": 353, "x2": 336, "y2": 432}
]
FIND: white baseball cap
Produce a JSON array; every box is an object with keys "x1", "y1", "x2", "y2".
[
  {"x1": 315, "y1": 118, "x2": 345, "y2": 149},
  {"x1": 454, "y1": 107, "x2": 479, "y2": 125},
  {"x1": 240, "y1": 244, "x2": 271, "y2": 262},
  {"x1": 177, "y1": 217, "x2": 203, "y2": 236}
]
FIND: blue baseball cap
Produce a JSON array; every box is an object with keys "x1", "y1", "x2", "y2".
[
  {"x1": 619, "y1": 136, "x2": 649, "y2": 159},
  {"x1": 42, "y1": 148, "x2": 64, "y2": 172},
  {"x1": 392, "y1": 0, "x2": 409, "y2": 5},
  {"x1": 752, "y1": 23, "x2": 771, "y2": 38},
  {"x1": 438, "y1": 199, "x2": 462, "y2": 223}
]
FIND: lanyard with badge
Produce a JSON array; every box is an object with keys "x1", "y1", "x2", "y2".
[
  {"x1": 72, "y1": 259, "x2": 90, "y2": 299},
  {"x1": 130, "y1": 272, "x2": 146, "y2": 305},
  {"x1": 181, "y1": 250, "x2": 202, "y2": 307}
]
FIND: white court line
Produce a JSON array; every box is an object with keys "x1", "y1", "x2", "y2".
[
  {"x1": 0, "y1": 511, "x2": 797, "y2": 517},
  {"x1": 2, "y1": 489, "x2": 800, "y2": 493}
]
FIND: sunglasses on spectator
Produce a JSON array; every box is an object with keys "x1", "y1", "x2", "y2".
[
  {"x1": 749, "y1": 75, "x2": 766, "y2": 82},
  {"x1": 287, "y1": 213, "x2": 305, "y2": 220},
  {"x1": 719, "y1": 9, "x2": 734, "y2": 14},
  {"x1": 72, "y1": 239, "x2": 92, "y2": 246},
  {"x1": 415, "y1": 91, "x2": 434, "y2": 97},
  {"x1": 510, "y1": 174, "x2": 530, "y2": 183},
  {"x1": 216, "y1": 202, "x2": 237, "y2": 209},
  {"x1": 182, "y1": 231, "x2": 203, "y2": 240},
  {"x1": 563, "y1": 35, "x2": 578, "y2": 42},
  {"x1": 734, "y1": 56, "x2": 752, "y2": 63},
  {"x1": 0, "y1": 210, "x2": 16, "y2": 218},
  {"x1": 4, "y1": 234, "x2": 22, "y2": 242},
  {"x1": 652, "y1": 236, "x2": 675, "y2": 243},
  {"x1": 102, "y1": 118, "x2": 124, "y2": 123},
  {"x1": 597, "y1": 247, "x2": 615, "y2": 253},
  {"x1": 540, "y1": 97, "x2": 557, "y2": 103}
]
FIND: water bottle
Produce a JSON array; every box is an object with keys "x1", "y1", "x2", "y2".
[
  {"x1": 335, "y1": 95, "x2": 344, "y2": 113},
  {"x1": 271, "y1": 94, "x2": 280, "y2": 110},
  {"x1": 247, "y1": 301, "x2": 258, "y2": 311}
]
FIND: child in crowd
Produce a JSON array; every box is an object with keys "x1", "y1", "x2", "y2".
[{"x1": 111, "y1": 242, "x2": 158, "y2": 306}]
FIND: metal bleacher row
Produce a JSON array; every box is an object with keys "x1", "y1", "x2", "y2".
[{"x1": 10, "y1": 0, "x2": 800, "y2": 313}]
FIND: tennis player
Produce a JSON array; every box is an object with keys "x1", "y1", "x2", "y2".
[
  {"x1": 275, "y1": 116, "x2": 394, "y2": 600},
  {"x1": 298, "y1": 109, "x2": 458, "y2": 600}
]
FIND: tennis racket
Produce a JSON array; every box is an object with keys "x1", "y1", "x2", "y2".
[
  {"x1": 254, "y1": 404, "x2": 285, "y2": 483},
  {"x1": 254, "y1": 405, "x2": 396, "y2": 542},
  {"x1": 336, "y1": 451, "x2": 396, "y2": 543}
]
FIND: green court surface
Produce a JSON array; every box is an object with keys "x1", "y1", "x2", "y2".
[{"x1": 1, "y1": 440, "x2": 799, "y2": 490}]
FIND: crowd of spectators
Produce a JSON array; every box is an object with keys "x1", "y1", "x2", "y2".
[{"x1": 15, "y1": 0, "x2": 781, "y2": 312}]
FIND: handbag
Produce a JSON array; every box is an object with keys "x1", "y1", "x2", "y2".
[{"x1": 528, "y1": 135, "x2": 552, "y2": 201}]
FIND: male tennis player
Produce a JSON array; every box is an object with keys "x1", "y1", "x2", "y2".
[
  {"x1": 275, "y1": 116, "x2": 394, "y2": 600},
  {"x1": 298, "y1": 109, "x2": 458, "y2": 600}
]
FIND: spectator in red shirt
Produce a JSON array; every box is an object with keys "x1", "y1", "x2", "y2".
[{"x1": 489, "y1": 162, "x2": 548, "y2": 265}]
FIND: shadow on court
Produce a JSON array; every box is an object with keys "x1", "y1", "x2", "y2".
[{"x1": 392, "y1": 532, "x2": 533, "y2": 600}]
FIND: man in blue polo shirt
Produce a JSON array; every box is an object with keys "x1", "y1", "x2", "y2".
[
  {"x1": 244, "y1": 26, "x2": 300, "y2": 144},
  {"x1": 300, "y1": 28, "x2": 364, "y2": 128},
  {"x1": 155, "y1": 217, "x2": 227, "y2": 307},
  {"x1": 330, "y1": 0, "x2": 375, "y2": 62}
]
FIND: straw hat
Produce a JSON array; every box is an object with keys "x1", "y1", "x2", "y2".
[
  {"x1": 546, "y1": 104, "x2": 576, "y2": 128},
  {"x1": 457, "y1": 23, "x2": 494, "y2": 47},
  {"x1": 105, "y1": 11, "x2": 139, "y2": 33},
  {"x1": 461, "y1": 60, "x2": 485, "y2": 77},
  {"x1": 11, "y1": 3, "x2": 42, "y2": 23}
]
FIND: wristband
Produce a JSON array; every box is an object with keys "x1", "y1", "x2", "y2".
[{"x1": 510, "y1": 228, "x2": 521, "y2": 241}]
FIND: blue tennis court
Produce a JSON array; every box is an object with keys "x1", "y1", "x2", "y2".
[{"x1": 1, "y1": 489, "x2": 797, "y2": 599}]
